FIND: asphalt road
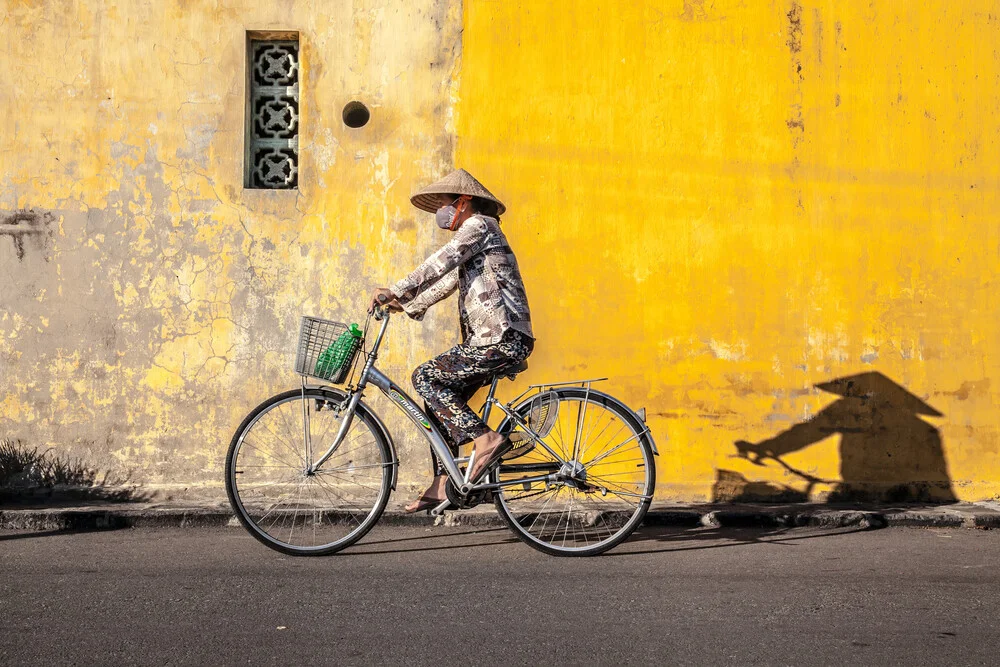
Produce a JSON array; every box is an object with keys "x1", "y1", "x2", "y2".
[{"x1": 2, "y1": 524, "x2": 999, "y2": 666}]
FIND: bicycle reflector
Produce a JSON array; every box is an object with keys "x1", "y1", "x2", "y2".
[{"x1": 526, "y1": 393, "x2": 559, "y2": 438}]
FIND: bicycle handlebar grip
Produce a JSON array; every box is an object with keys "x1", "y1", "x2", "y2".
[{"x1": 377, "y1": 293, "x2": 389, "y2": 304}]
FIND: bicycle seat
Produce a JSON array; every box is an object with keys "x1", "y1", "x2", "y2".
[{"x1": 500, "y1": 360, "x2": 529, "y2": 380}]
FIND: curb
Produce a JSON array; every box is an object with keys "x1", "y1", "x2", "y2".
[{"x1": 2, "y1": 504, "x2": 998, "y2": 532}]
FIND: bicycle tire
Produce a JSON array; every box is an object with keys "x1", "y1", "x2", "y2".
[
  {"x1": 492, "y1": 387, "x2": 656, "y2": 556},
  {"x1": 225, "y1": 387, "x2": 394, "y2": 556}
]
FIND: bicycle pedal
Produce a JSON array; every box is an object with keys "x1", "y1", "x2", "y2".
[{"x1": 429, "y1": 499, "x2": 451, "y2": 517}]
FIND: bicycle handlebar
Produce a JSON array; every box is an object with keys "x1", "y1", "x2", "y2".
[{"x1": 372, "y1": 293, "x2": 395, "y2": 321}]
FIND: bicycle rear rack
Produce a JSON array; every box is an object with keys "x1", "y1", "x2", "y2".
[{"x1": 508, "y1": 377, "x2": 608, "y2": 406}]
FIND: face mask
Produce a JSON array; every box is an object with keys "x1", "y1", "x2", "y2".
[{"x1": 435, "y1": 198, "x2": 460, "y2": 230}]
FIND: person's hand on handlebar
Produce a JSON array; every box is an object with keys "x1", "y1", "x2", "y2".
[{"x1": 369, "y1": 288, "x2": 404, "y2": 314}]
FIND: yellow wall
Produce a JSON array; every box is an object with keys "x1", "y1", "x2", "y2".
[
  {"x1": 459, "y1": 0, "x2": 1000, "y2": 501},
  {"x1": 2, "y1": 0, "x2": 998, "y2": 502}
]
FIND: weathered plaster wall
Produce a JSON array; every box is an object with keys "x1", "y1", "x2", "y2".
[
  {"x1": 4, "y1": 0, "x2": 1000, "y2": 503},
  {"x1": 458, "y1": 0, "x2": 1000, "y2": 501},
  {"x1": 1, "y1": 0, "x2": 464, "y2": 497}
]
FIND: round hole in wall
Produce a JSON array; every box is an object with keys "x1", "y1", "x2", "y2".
[{"x1": 343, "y1": 101, "x2": 370, "y2": 128}]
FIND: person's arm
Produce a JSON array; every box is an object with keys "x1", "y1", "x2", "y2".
[
  {"x1": 389, "y1": 217, "x2": 489, "y2": 308},
  {"x1": 396, "y1": 268, "x2": 459, "y2": 320},
  {"x1": 735, "y1": 402, "x2": 841, "y2": 462}
]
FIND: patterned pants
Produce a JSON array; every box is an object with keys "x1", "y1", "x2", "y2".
[{"x1": 411, "y1": 329, "x2": 533, "y2": 475}]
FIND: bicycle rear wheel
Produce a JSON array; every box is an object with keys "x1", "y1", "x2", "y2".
[
  {"x1": 225, "y1": 388, "x2": 393, "y2": 556},
  {"x1": 492, "y1": 387, "x2": 655, "y2": 556}
]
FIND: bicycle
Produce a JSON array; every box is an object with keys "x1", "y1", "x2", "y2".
[{"x1": 225, "y1": 307, "x2": 659, "y2": 556}]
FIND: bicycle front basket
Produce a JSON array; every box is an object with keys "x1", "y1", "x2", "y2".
[{"x1": 294, "y1": 316, "x2": 362, "y2": 384}]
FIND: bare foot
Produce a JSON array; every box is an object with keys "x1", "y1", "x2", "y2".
[
  {"x1": 404, "y1": 475, "x2": 448, "y2": 513},
  {"x1": 468, "y1": 430, "x2": 513, "y2": 482}
]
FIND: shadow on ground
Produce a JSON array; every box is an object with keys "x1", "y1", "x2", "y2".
[
  {"x1": 611, "y1": 524, "x2": 874, "y2": 557},
  {"x1": 340, "y1": 522, "x2": 875, "y2": 557},
  {"x1": 345, "y1": 527, "x2": 520, "y2": 555},
  {"x1": 0, "y1": 527, "x2": 131, "y2": 542}
]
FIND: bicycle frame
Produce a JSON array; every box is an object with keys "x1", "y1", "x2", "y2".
[{"x1": 307, "y1": 310, "x2": 569, "y2": 496}]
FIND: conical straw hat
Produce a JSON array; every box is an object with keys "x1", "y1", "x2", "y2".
[
  {"x1": 815, "y1": 372, "x2": 942, "y2": 416},
  {"x1": 410, "y1": 168, "x2": 506, "y2": 216}
]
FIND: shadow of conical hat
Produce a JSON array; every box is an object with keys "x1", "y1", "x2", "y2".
[
  {"x1": 815, "y1": 371, "x2": 942, "y2": 416},
  {"x1": 410, "y1": 168, "x2": 506, "y2": 216}
]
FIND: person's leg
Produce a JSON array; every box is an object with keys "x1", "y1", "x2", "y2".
[
  {"x1": 424, "y1": 408, "x2": 451, "y2": 477},
  {"x1": 404, "y1": 355, "x2": 486, "y2": 512},
  {"x1": 464, "y1": 331, "x2": 535, "y2": 480},
  {"x1": 411, "y1": 347, "x2": 503, "y2": 449},
  {"x1": 425, "y1": 381, "x2": 482, "y2": 476},
  {"x1": 415, "y1": 333, "x2": 534, "y2": 485}
]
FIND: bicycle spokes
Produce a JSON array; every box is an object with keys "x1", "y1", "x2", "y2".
[
  {"x1": 227, "y1": 390, "x2": 392, "y2": 555},
  {"x1": 495, "y1": 389, "x2": 654, "y2": 555}
]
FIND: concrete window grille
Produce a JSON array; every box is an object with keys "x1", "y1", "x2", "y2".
[{"x1": 245, "y1": 34, "x2": 300, "y2": 189}]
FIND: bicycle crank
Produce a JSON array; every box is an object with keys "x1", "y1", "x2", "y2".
[{"x1": 445, "y1": 478, "x2": 491, "y2": 509}]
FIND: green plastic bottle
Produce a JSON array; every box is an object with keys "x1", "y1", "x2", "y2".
[{"x1": 314, "y1": 323, "x2": 363, "y2": 378}]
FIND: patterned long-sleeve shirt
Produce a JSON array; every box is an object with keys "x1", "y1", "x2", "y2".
[{"x1": 390, "y1": 215, "x2": 534, "y2": 346}]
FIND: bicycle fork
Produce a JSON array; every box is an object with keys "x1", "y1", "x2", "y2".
[{"x1": 307, "y1": 388, "x2": 365, "y2": 473}]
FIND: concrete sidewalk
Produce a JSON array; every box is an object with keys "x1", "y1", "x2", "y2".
[{"x1": 3, "y1": 500, "x2": 1000, "y2": 531}]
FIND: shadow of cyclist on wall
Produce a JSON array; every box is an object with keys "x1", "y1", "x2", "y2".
[{"x1": 718, "y1": 371, "x2": 956, "y2": 504}]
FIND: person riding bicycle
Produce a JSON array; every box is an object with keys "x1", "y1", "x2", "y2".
[{"x1": 369, "y1": 168, "x2": 534, "y2": 513}]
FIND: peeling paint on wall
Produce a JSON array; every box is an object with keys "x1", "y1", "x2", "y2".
[{"x1": 1, "y1": 0, "x2": 464, "y2": 499}]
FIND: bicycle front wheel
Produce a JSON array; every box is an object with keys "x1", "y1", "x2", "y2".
[
  {"x1": 225, "y1": 388, "x2": 394, "y2": 556},
  {"x1": 492, "y1": 387, "x2": 655, "y2": 556}
]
